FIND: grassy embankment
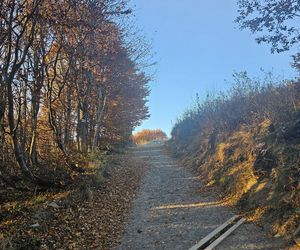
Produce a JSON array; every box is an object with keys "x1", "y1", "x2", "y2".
[{"x1": 169, "y1": 72, "x2": 300, "y2": 240}]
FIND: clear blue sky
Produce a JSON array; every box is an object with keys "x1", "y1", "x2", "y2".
[{"x1": 131, "y1": 0, "x2": 298, "y2": 136}]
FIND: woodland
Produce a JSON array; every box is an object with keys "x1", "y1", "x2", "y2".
[
  {"x1": 1, "y1": 0, "x2": 300, "y2": 249},
  {"x1": 0, "y1": 0, "x2": 150, "y2": 187}
]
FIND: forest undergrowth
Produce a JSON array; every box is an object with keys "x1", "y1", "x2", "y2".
[{"x1": 0, "y1": 151, "x2": 147, "y2": 249}]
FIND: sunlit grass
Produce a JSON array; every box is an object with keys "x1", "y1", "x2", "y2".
[
  {"x1": 255, "y1": 181, "x2": 268, "y2": 193},
  {"x1": 1, "y1": 191, "x2": 70, "y2": 213},
  {"x1": 152, "y1": 201, "x2": 223, "y2": 210},
  {"x1": 0, "y1": 220, "x2": 14, "y2": 228}
]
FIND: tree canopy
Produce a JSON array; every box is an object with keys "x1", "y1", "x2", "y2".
[
  {"x1": 0, "y1": 0, "x2": 151, "y2": 186},
  {"x1": 235, "y1": 0, "x2": 300, "y2": 53}
]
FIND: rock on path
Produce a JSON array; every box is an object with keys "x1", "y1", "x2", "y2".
[{"x1": 117, "y1": 144, "x2": 287, "y2": 250}]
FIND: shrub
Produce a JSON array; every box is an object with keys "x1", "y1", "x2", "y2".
[{"x1": 131, "y1": 129, "x2": 167, "y2": 145}]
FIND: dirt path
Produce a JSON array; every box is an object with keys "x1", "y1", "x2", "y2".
[{"x1": 117, "y1": 144, "x2": 288, "y2": 250}]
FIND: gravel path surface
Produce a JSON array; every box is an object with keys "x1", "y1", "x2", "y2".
[{"x1": 117, "y1": 144, "x2": 288, "y2": 250}]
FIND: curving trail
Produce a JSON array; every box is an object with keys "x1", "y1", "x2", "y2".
[{"x1": 117, "y1": 144, "x2": 287, "y2": 250}]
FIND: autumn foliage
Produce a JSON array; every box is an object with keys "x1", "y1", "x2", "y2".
[
  {"x1": 132, "y1": 129, "x2": 167, "y2": 144},
  {"x1": 0, "y1": 0, "x2": 150, "y2": 187}
]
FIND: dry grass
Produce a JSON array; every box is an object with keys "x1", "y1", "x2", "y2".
[
  {"x1": 132, "y1": 129, "x2": 167, "y2": 145},
  {"x1": 169, "y1": 75, "x2": 300, "y2": 243}
]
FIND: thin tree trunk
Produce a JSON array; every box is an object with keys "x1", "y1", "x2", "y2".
[
  {"x1": 64, "y1": 86, "x2": 72, "y2": 147},
  {"x1": 7, "y1": 81, "x2": 35, "y2": 181},
  {"x1": 81, "y1": 88, "x2": 90, "y2": 153},
  {"x1": 7, "y1": 80, "x2": 52, "y2": 186},
  {"x1": 77, "y1": 104, "x2": 81, "y2": 151},
  {"x1": 48, "y1": 97, "x2": 84, "y2": 173},
  {"x1": 29, "y1": 73, "x2": 43, "y2": 165},
  {"x1": 20, "y1": 84, "x2": 27, "y2": 155},
  {"x1": 0, "y1": 88, "x2": 5, "y2": 164},
  {"x1": 92, "y1": 86, "x2": 106, "y2": 150},
  {"x1": 29, "y1": 91, "x2": 40, "y2": 166}
]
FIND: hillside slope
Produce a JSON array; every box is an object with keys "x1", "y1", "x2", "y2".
[{"x1": 169, "y1": 76, "x2": 300, "y2": 241}]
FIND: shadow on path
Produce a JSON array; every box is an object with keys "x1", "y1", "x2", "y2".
[{"x1": 117, "y1": 145, "x2": 287, "y2": 250}]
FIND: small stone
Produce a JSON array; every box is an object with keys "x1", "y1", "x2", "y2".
[
  {"x1": 48, "y1": 202, "x2": 59, "y2": 209},
  {"x1": 30, "y1": 223, "x2": 40, "y2": 228},
  {"x1": 274, "y1": 233, "x2": 281, "y2": 238}
]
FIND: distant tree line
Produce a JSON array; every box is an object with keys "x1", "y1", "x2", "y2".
[{"x1": 132, "y1": 129, "x2": 167, "y2": 145}]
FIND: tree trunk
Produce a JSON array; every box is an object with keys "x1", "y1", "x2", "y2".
[
  {"x1": 20, "y1": 84, "x2": 27, "y2": 156},
  {"x1": 0, "y1": 101, "x2": 4, "y2": 123},
  {"x1": 29, "y1": 92, "x2": 40, "y2": 166},
  {"x1": 64, "y1": 86, "x2": 72, "y2": 147},
  {"x1": 48, "y1": 102, "x2": 84, "y2": 173},
  {"x1": 7, "y1": 80, "x2": 53, "y2": 186},
  {"x1": 81, "y1": 93, "x2": 89, "y2": 153},
  {"x1": 76, "y1": 105, "x2": 81, "y2": 151},
  {"x1": 0, "y1": 91, "x2": 5, "y2": 164},
  {"x1": 29, "y1": 46, "x2": 44, "y2": 165},
  {"x1": 92, "y1": 86, "x2": 106, "y2": 150}
]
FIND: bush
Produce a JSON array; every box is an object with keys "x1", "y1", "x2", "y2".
[
  {"x1": 171, "y1": 72, "x2": 299, "y2": 153},
  {"x1": 131, "y1": 129, "x2": 167, "y2": 145}
]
